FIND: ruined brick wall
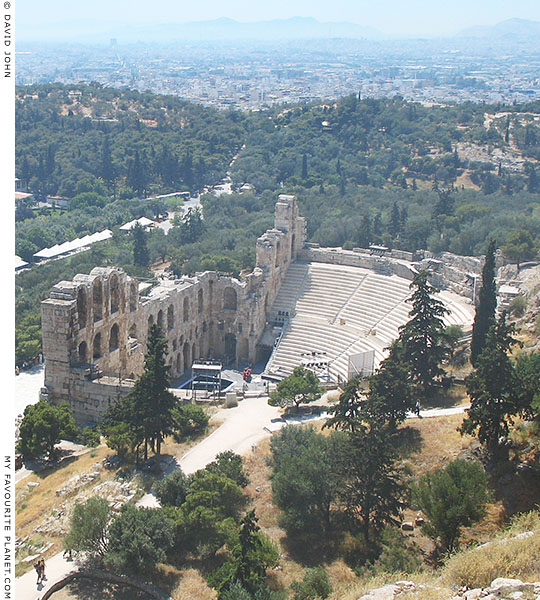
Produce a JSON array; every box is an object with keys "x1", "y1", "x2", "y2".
[{"x1": 41, "y1": 195, "x2": 306, "y2": 423}]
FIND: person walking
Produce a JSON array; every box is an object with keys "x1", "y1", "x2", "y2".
[
  {"x1": 39, "y1": 558, "x2": 46, "y2": 582},
  {"x1": 415, "y1": 401, "x2": 421, "y2": 417},
  {"x1": 34, "y1": 561, "x2": 41, "y2": 585}
]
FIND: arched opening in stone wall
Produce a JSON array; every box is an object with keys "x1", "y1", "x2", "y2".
[
  {"x1": 129, "y1": 282, "x2": 138, "y2": 312},
  {"x1": 78, "y1": 341, "x2": 88, "y2": 363},
  {"x1": 167, "y1": 305, "x2": 174, "y2": 330},
  {"x1": 238, "y1": 337, "x2": 249, "y2": 361},
  {"x1": 223, "y1": 287, "x2": 237, "y2": 311},
  {"x1": 77, "y1": 288, "x2": 87, "y2": 329},
  {"x1": 198, "y1": 289, "x2": 203, "y2": 313},
  {"x1": 109, "y1": 324, "x2": 119, "y2": 352},
  {"x1": 93, "y1": 333, "x2": 102, "y2": 359},
  {"x1": 183, "y1": 342, "x2": 191, "y2": 372},
  {"x1": 291, "y1": 232, "x2": 296, "y2": 258},
  {"x1": 176, "y1": 353, "x2": 181, "y2": 373},
  {"x1": 224, "y1": 333, "x2": 237, "y2": 360},
  {"x1": 192, "y1": 343, "x2": 197, "y2": 364},
  {"x1": 148, "y1": 315, "x2": 154, "y2": 335},
  {"x1": 110, "y1": 274, "x2": 120, "y2": 314},
  {"x1": 264, "y1": 294, "x2": 269, "y2": 314},
  {"x1": 128, "y1": 324, "x2": 137, "y2": 340},
  {"x1": 183, "y1": 297, "x2": 190, "y2": 322},
  {"x1": 93, "y1": 280, "x2": 103, "y2": 322},
  {"x1": 157, "y1": 309, "x2": 164, "y2": 331}
]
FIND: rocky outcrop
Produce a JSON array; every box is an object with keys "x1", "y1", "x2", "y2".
[
  {"x1": 357, "y1": 578, "x2": 540, "y2": 600},
  {"x1": 451, "y1": 578, "x2": 540, "y2": 600}
]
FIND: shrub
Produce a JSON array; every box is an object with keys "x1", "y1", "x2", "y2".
[
  {"x1": 172, "y1": 403, "x2": 209, "y2": 441},
  {"x1": 376, "y1": 528, "x2": 423, "y2": 574},
  {"x1": 205, "y1": 451, "x2": 249, "y2": 488},
  {"x1": 155, "y1": 469, "x2": 191, "y2": 507},
  {"x1": 79, "y1": 427, "x2": 100, "y2": 447},
  {"x1": 509, "y1": 295, "x2": 527, "y2": 317},
  {"x1": 290, "y1": 567, "x2": 332, "y2": 600},
  {"x1": 413, "y1": 459, "x2": 491, "y2": 552}
]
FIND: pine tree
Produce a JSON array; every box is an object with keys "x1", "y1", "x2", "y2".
[
  {"x1": 471, "y1": 240, "x2": 497, "y2": 366},
  {"x1": 338, "y1": 425, "x2": 406, "y2": 544},
  {"x1": 367, "y1": 342, "x2": 414, "y2": 429},
  {"x1": 460, "y1": 313, "x2": 521, "y2": 457},
  {"x1": 325, "y1": 375, "x2": 365, "y2": 433},
  {"x1": 398, "y1": 271, "x2": 449, "y2": 394}
]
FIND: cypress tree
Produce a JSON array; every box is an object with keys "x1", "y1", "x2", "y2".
[
  {"x1": 132, "y1": 324, "x2": 177, "y2": 463},
  {"x1": 389, "y1": 201, "x2": 401, "y2": 238},
  {"x1": 301, "y1": 153, "x2": 308, "y2": 179},
  {"x1": 471, "y1": 240, "x2": 497, "y2": 366},
  {"x1": 100, "y1": 136, "x2": 116, "y2": 189},
  {"x1": 131, "y1": 222, "x2": 149, "y2": 267}
]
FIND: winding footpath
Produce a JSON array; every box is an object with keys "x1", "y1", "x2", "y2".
[{"x1": 16, "y1": 399, "x2": 468, "y2": 599}]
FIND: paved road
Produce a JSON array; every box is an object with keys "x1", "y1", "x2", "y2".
[
  {"x1": 137, "y1": 395, "x2": 282, "y2": 507},
  {"x1": 16, "y1": 551, "x2": 81, "y2": 600},
  {"x1": 15, "y1": 364, "x2": 44, "y2": 416}
]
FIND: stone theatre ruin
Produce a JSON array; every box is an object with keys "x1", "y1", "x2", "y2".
[{"x1": 41, "y1": 194, "x2": 476, "y2": 424}]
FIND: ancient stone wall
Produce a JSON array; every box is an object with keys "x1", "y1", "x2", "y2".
[{"x1": 41, "y1": 195, "x2": 306, "y2": 423}]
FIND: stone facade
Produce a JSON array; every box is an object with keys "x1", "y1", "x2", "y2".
[{"x1": 41, "y1": 194, "x2": 306, "y2": 423}]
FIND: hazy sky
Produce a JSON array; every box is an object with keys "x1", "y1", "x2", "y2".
[{"x1": 16, "y1": 0, "x2": 540, "y2": 37}]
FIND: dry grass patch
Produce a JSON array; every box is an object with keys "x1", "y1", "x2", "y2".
[
  {"x1": 16, "y1": 446, "x2": 133, "y2": 575},
  {"x1": 442, "y1": 529, "x2": 540, "y2": 589},
  {"x1": 16, "y1": 446, "x2": 110, "y2": 537},
  {"x1": 170, "y1": 567, "x2": 217, "y2": 600},
  {"x1": 243, "y1": 431, "x2": 358, "y2": 595},
  {"x1": 401, "y1": 413, "x2": 473, "y2": 478}
]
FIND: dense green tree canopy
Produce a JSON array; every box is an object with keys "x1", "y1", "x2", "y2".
[
  {"x1": 64, "y1": 497, "x2": 111, "y2": 557},
  {"x1": 105, "y1": 505, "x2": 175, "y2": 574},
  {"x1": 17, "y1": 399, "x2": 78, "y2": 460}
]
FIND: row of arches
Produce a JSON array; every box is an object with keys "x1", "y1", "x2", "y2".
[
  {"x1": 77, "y1": 282, "x2": 238, "y2": 335},
  {"x1": 77, "y1": 322, "x2": 120, "y2": 363},
  {"x1": 144, "y1": 286, "x2": 237, "y2": 338},
  {"x1": 78, "y1": 327, "x2": 250, "y2": 370},
  {"x1": 77, "y1": 277, "x2": 138, "y2": 330}
]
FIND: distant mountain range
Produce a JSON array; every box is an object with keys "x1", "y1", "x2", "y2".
[
  {"x1": 137, "y1": 17, "x2": 384, "y2": 42},
  {"x1": 456, "y1": 18, "x2": 540, "y2": 39},
  {"x1": 17, "y1": 16, "x2": 540, "y2": 44},
  {"x1": 18, "y1": 16, "x2": 383, "y2": 43}
]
